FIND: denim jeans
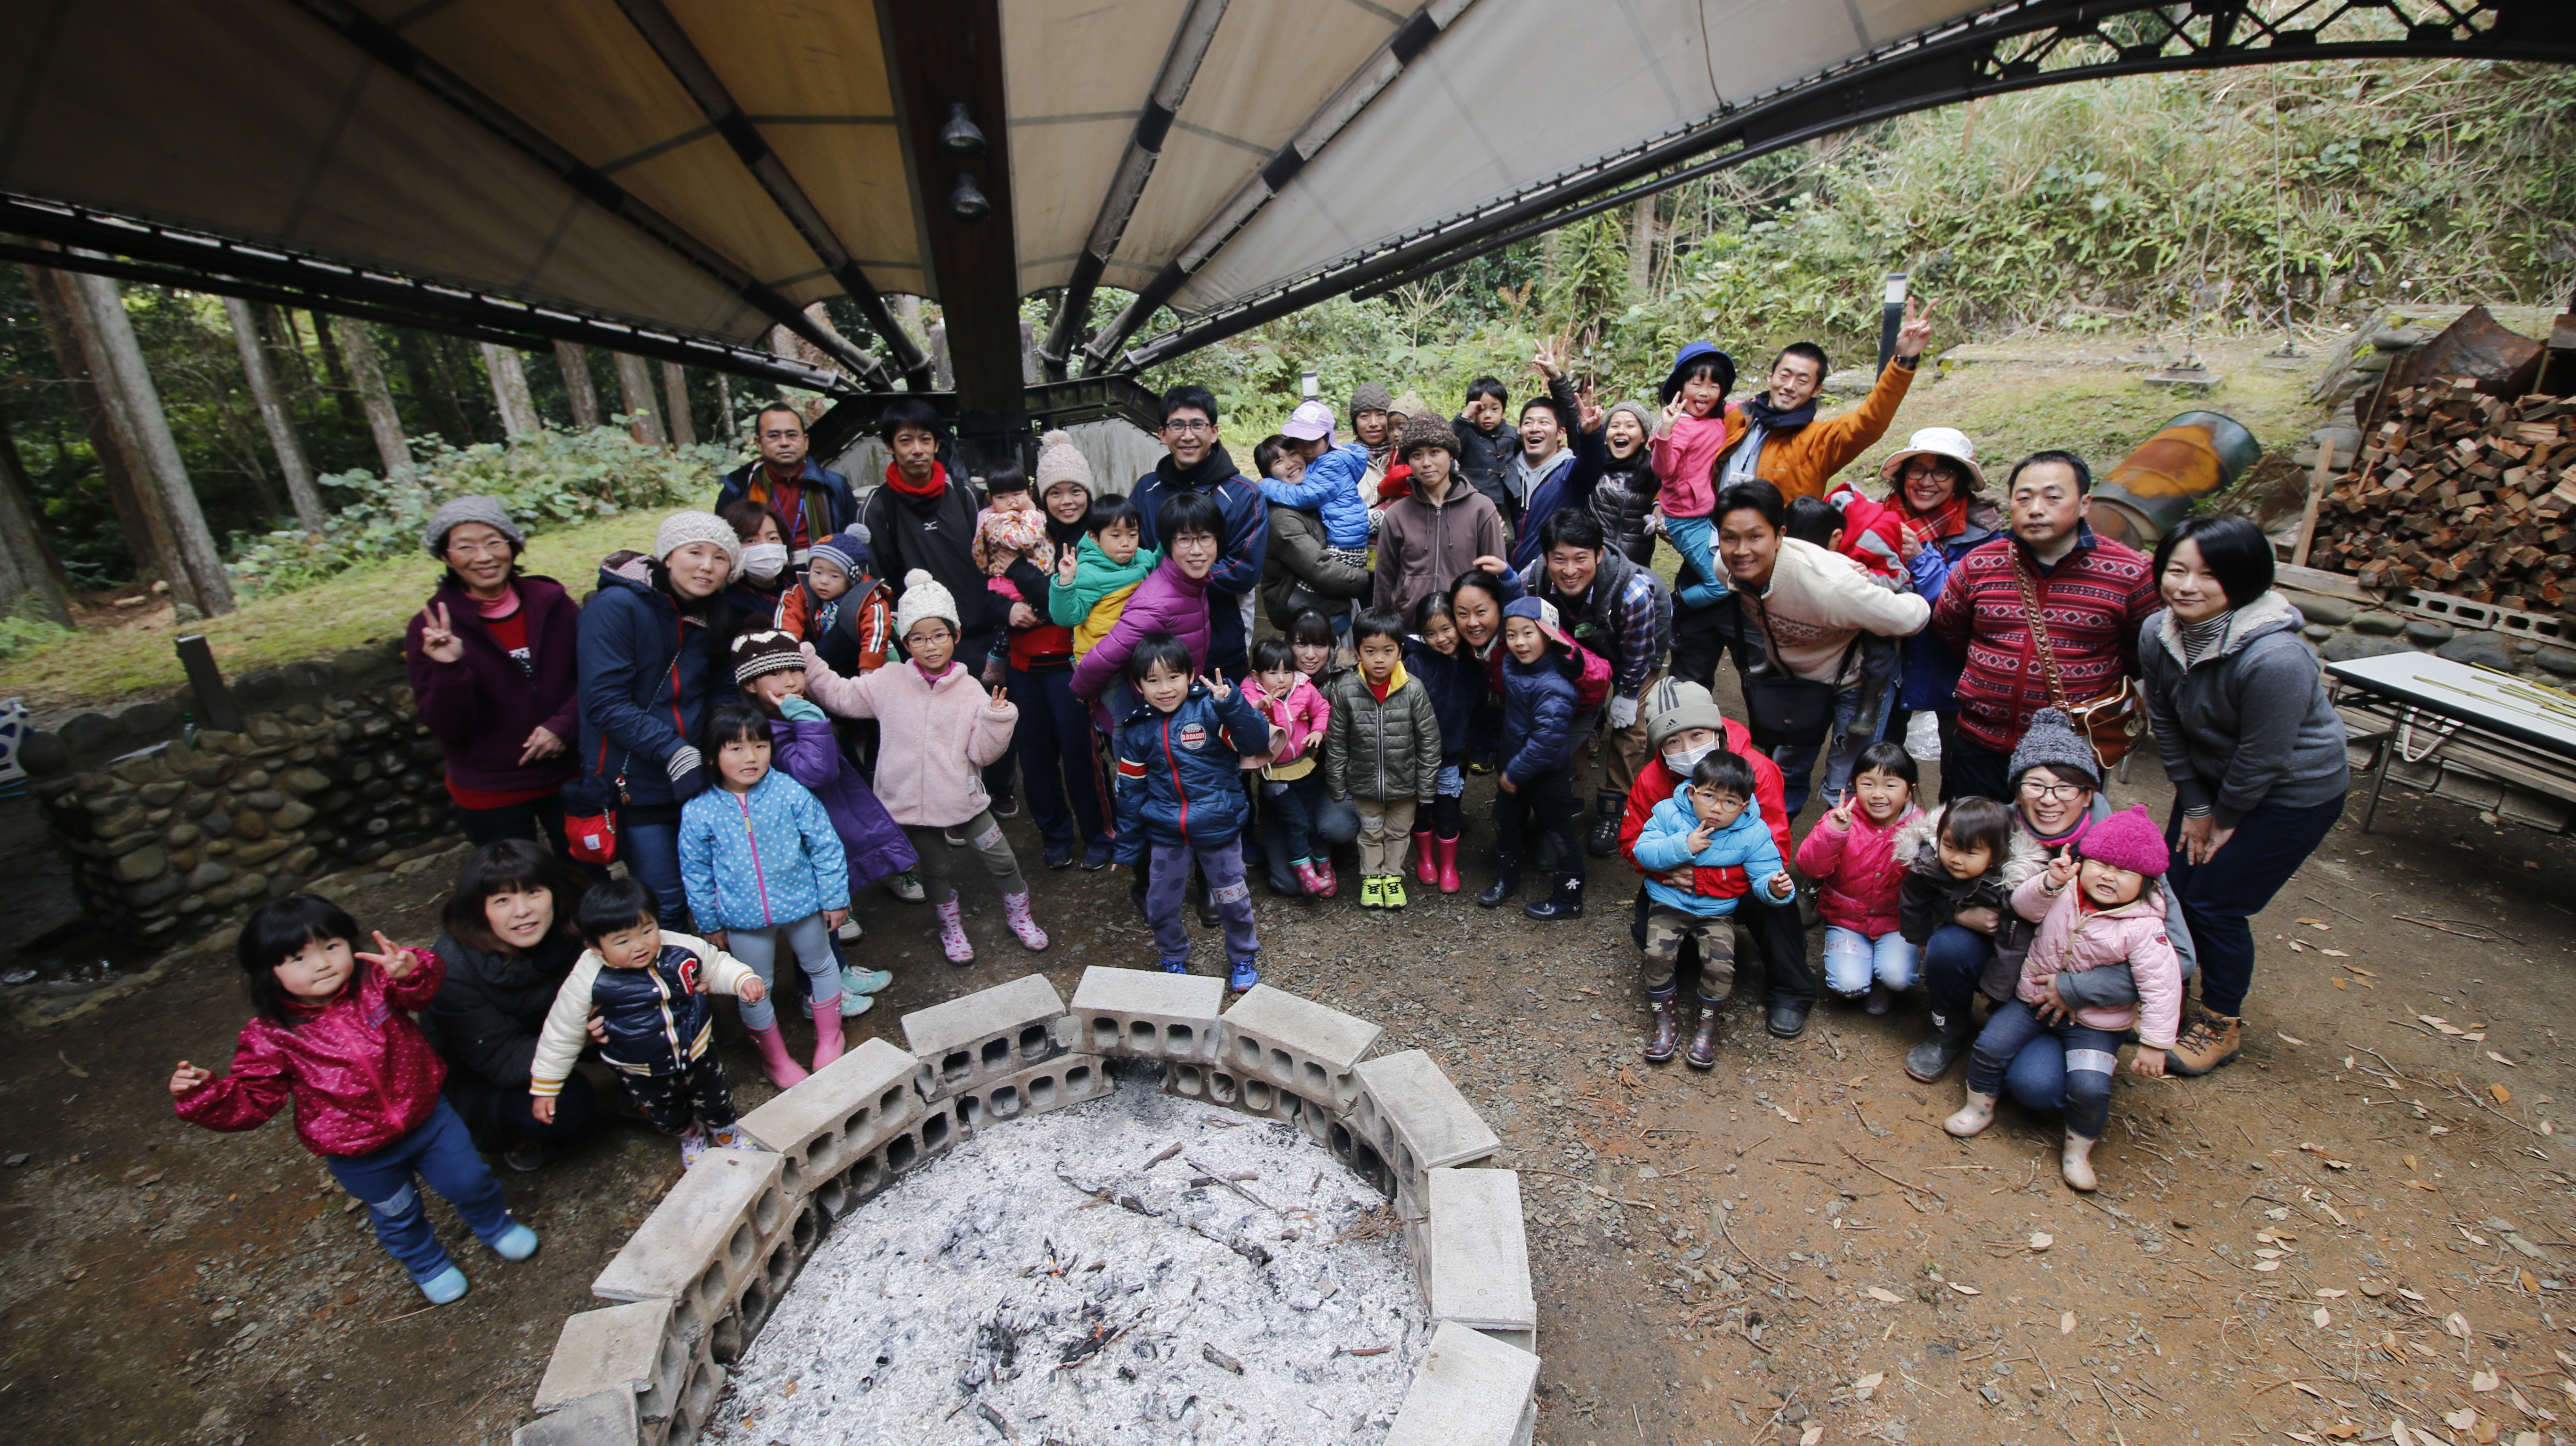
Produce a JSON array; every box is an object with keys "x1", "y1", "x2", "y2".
[
  {"x1": 1822, "y1": 925, "x2": 1918, "y2": 997},
  {"x1": 1964, "y1": 1000, "x2": 2120, "y2": 1139},
  {"x1": 1764, "y1": 682, "x2": 1892, "y2": 818},
  {"x1": 2164, "y1": 793, "x2": 2346, "y2": 1017},
  {"x1": 1146, "y1": 838, "x2": 1258, "y2": 967},
  {"x1": 321, "y1": 1099, "x2": 516, "y2": 1284},
  {"x1": 722, "y1": 912, "x2": 838, "y2": 1031},
  {"x1": 1919, "y1": 923, "x2": 1997, "y2": 1022},
  {"x1": 617, "y1": 808, "x2": 688, "y2": 926},
  {"x1": 2002, "y1": 1035, "x2": 2070, "y2": 1113},
  {"x1": 1265, "y1": 772, "x2": 1325, "y2": 862}
]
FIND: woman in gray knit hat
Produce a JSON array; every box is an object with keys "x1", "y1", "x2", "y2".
[{"x1": 405, "y1": 497, "x2": 588, "y2": 855}]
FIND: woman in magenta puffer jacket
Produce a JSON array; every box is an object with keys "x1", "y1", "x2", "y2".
[{"x1": 1070, "y1": 490, "x2": 1228, "y2": 727}]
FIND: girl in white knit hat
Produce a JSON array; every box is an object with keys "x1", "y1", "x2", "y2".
[{"x1": 799, "y1": 569, "x2": 1047, "y2": 963}]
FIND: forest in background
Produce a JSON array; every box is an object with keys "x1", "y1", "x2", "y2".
[{"x1": 1, "y1": 55, "x2": 2571, "y2": 636}]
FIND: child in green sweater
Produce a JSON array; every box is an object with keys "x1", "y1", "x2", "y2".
[{"x1": 1048, "y1": 495, "x2": 1160, "y2": 659}]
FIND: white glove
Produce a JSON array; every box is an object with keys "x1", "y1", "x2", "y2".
[{"x1": 1608, "y1": 695, "x2": 1639, "y2": 730}]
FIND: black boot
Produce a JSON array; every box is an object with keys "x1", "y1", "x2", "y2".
[
  {"x1": 1903, "y1": 1008, "x2": 1976, "y2": 1082},
  {"x1": 1477, "y1": 851, "x2": 1522, "y2": 908},
  {"x1": 1522, "y1": 873, "x2": 1584, "y2": 921},
  {"x1": 1585, "y1": 794, "x2": 1625, "y2": 857}
]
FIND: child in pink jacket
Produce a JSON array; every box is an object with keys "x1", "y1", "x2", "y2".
[
  {"x1": 801, "y1": 569, "x2": 1046, "y2": 965},
  {"x1": 1792, "y1": 742, "x2": 1924, "y2": 1014},
  {"x1": 1942, "y1": 805, "x2": 2181, "y2": 1193},
  {"x1": 1245, "y1": 635, "x2": 1331, "y2": 894}
]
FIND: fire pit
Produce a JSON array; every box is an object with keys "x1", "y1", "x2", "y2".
[{"x1": 513, "y1": 971, "x2": 1541, "y2": 1446}]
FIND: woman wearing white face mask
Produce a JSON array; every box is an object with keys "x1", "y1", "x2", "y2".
[{"x1": 721, "y1": 500, "x2": 796, "y2": 620}]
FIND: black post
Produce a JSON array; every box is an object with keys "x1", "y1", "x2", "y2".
[
  {"x1": 174, "y1": 634, "x2": 244, "y2": 733},
  {"x1": 1876, "y1": 273, "x2": 1909, "y2": 375}
]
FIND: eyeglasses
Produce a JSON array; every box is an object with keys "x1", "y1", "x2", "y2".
[
  {"x1": 2018, "y1": 779, "x2": 2088, "y2": 801},
  {"x1": 446, "y1": 540, "x2": 514, "y2": 558},
  {"x1": 1162, "y1": 419, "x2": 1216, "y2": 435}
]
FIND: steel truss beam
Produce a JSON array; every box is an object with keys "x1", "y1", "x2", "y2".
[
  {"x1": 0, "y1": 197, "x2": 851, "y2": 396},
  {"x1": 1112, "y1": 0, "x2": 2576, "y2": 373}
]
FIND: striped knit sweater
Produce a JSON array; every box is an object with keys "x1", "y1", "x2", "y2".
[{"x1": 1928, "y1": 526, "x2": 2158, "y2": 755}]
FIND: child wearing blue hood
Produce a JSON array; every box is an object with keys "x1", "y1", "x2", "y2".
[{"x1": 1629, "y1": 749, "x2": 1795, "y2": 1067}]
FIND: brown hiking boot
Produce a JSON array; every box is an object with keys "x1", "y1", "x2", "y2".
[
  {"x1": 2167, "y1": 1009, "x2": 2242, "y2": 1076},
  {"x1": 1644, "y1": 990, "x2": 1681, "y2": 1064},
  {"x1": 1687, "y1": 996, "x2": 1726, "y2": 1070}
]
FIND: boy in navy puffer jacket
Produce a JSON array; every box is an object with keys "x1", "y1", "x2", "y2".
[{"x1": 1112, "y1": 632, "x2": 1276, "y2": 990}]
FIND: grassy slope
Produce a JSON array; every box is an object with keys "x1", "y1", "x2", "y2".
[{"x1": 0, "y1": 512, "x2": 661, "y2": 719}]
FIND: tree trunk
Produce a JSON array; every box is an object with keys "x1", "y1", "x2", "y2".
[
  {"x1": 714, "y1": 372, "x2": 735, "y2": 450},
  {"x1": 393, "y1": 328, "x2": 471, "y2": 447},
  {"x1": 21, "y1": 265, "x2": 155, "y2": 574},
  {"x1": 334, "y1": 316, "x2": 413, "y2": 475},
  {"x1": 480, "y1": 344, "x2": 542, "y2": 441},
  {"x1": 310, "y1": 309, "x2": 366, "y2": 426},
  {"x1": 1628, "y1": 196, "x2": 1657, "y2": 295},
  {"x1": 0, "y1": 407, "x2": 75, "y2": 625},
  {"x1": 63, "y1": 265, "x2": 234, "y2": 616},
  {"x1": 223, "y1": 295, "x2": 325, "y2": 532},
  {"x1": 660, "y1": 361, "x2": 695, "y2": 447},
  {"x1": 553, "y1": 340, "x2": 602, "y2": 429},
  {"x1": 612, "y1": 352, "x2": 666, "y2": 445}
]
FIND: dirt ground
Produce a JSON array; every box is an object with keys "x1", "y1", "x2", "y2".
[{"x1": 4, "y1": 701, "x2": 2573, "y2": 1446}]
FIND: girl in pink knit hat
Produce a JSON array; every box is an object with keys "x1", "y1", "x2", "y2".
[{"x1": 1940, "y1": 804, "x2": 2181, "y2": 1192}]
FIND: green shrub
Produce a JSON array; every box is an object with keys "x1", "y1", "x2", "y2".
[
  {"x1": 228, "y1": 426, "x2": 736, "y2": 597},
  {"x1": 0, "y1": 602, "x2": 72, "y2": 662}
]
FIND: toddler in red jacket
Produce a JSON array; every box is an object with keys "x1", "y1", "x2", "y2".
[
  {"x1": 1793, "y1": 742, "x2": 1925, "y2": 1015},
  {"x1": 170, "y1": 896, "x2": 539, "y2": 1305}
]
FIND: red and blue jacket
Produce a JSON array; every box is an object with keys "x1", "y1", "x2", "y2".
[{"x1": 1111, "y1": 682, "x2": 1272, "y2": 861}]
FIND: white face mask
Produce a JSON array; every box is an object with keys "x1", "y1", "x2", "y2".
[
  {"x1": 1664, "y1": 742, "x2": 1715, "y2": 774},
  {"x1": 741, "y1": 542, "x2": 789, "y2": 582}
]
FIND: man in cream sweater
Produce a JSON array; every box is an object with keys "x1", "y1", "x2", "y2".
[{"x1": 1709, "y1": 479, "x2": 1929, "y2": 815}]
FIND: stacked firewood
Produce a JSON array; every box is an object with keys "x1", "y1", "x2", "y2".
[{"x1": 2316, "y1": 379, "x2": 2576, "y2": 610}]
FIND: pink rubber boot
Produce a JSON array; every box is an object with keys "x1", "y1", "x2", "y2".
[
  {"x1": 809, "y1": 1001, "x2": 844, "y2": 1071},
  {"x1": 1002, "y1": 890, "x2": 1049, "y2": 951},
  {"x1": 935, "y1": 892, "x2": 974, "y2": 964},
  {"x1": 747, "y1": 1025, "x2": 808, "y2": 1088},
  {"x1": 1412, "y1": 830, "x2": 1438, "y2": 886}
]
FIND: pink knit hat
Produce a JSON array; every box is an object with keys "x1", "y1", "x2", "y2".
[{"x1": 2075, "y1": 804, "x2": 2169, "y2": 877}]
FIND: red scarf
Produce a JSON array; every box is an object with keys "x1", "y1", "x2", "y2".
[
  {"x1": 1902, "y1": 493, "x2": 1968, "y2": 547},
  {"x1": 885, "y1": 459, "x2": 947, "y2": 500}
]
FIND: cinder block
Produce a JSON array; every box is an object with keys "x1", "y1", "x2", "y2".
[
  {"x1": 514, "y1": 1388, "x2": 640, "y2": 1446},
  {"x1": 1217, "y1": 985, "x2": 1381, "y2": 1109},
  {"x1": 1162, "y1": 1058, "x2": 1335, "y2": 1143},
  {"x1": 594, "y1": 1149, "x2": 790, "y2": 1337},
  {"x1": 1070, "y1": 966, "x2": 1224, "y2": 1061},
  {"x1": 1412, "y1": 1168, "x2": 1536, "y2": 1351},
  {"x1": 951, "y1": 1052, "x2": 1113, "y2": 1130},
  {"x1": 734, "y1": 1037, "x2": 921, "y2": 1199},
  {"x1": 900, "y1": 973, "x2": 1077, "y2": 1101},
  {"x1": 805, "y1": 1106, "x2": 957, "y2": 1222},
  {"x1": 1352, "y1": 1051, "x2": 1499, "y2": 1212},
  {"x1": 534, "y1": 1298, "x2": 677, "y2": 1415},
  {"x1": 1383, "y1": 1321, "x2": 1540, "y2": 1446},
  {"x1": 660, "y1": 1357, "x2": 725, "y2": 1446}
]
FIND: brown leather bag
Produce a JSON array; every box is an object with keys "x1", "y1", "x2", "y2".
[{"x1": 2010, "y1": 549, "x2": 2146, "y2": 770}]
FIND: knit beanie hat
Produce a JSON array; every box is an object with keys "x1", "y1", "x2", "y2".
[
  {"x1": 1398, "y1": 412, "x2": 1461, "y2": 460},
  {"x1": 655, "y1": 510, "x2": 744, "y2": 571},
  {"x1": 730, "y1": 629, "x2": 805, "y2": 685},
  {"x1": 2007, "y1": 707, "x2": 2101, "y2": 791},
  {"x1": 1606, "y1": 400, "x2": 1658, "y2": 447},
  {"x1": 421, "y1": 495, "x2": 523, "y2": 557},
  {"x1": 1350, "y1": 382, "x2": 1393, "y2": 417},
  {"x1": 1034, "y1": 428, "x2": 1094, "y2": 496},
  {"x1": 2076, "y1": 804, "x2": 2168, "y2": 878},
  {"x1": 892, "y1": 567, "x2": 958, "y2": 640},
  {"x1": 808, "y1": 529, "x2": 870, "y2": 580},
  {"x1": 1643, "y1": 676, "x2": 1725, "y2": 754}
]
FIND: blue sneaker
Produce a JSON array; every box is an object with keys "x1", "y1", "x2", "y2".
[
  {"x1": 1082, "y1": 839, "x2": 1116, "y2": 871},
  {"x1": 487, "y1": 1222, "x2": 539, "y2": 1261},
  {"x1": 842, "y1": 965, "x2": 893, "y2": 996},
  {"x1": 1043, "y1": 842, "x2": 1074, "y2": 869},
  {"x1": 1161, "y1": 959, "x2": 1190, "y2": 974},
  {"x1": 1227, "y1": 959, "x2": 1259, "y2": 992},
  {"x1": 416, "y1": 1264, "x2": 469, "y2": 1304}
]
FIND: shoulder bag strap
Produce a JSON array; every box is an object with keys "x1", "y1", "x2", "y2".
[{"x1": 2009, "y1": 547, "x2": 2073, "y2": 711}]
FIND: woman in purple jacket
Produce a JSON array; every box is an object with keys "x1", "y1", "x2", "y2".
[{"x1": 405, "y1": 498, "x2": 587, "y2": 860}]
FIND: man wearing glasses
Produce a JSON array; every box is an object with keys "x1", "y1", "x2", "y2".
[
  {"x1": 714, "y1": 402, "x2": 856, "y2": 571},
  {"x1": 1128, "y1": 386, "x2": 1269, "y2": 680}
]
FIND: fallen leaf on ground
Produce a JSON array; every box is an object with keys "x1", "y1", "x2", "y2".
[
  {"x1": 1773, "y1": 1103, "x2": 1802, "y2": 1123},
  {"x1": 1801, "y1": 1429, "x2": 1823, "y2": 1446},
  {"x1": 2061, "y1": 1311, "x2": 2076, "y2": 1334},
  {"x1": 2318, "y1": 1288, "x2": 2349, "y2": 1298},
  {"x1": 2493, "y1": 1084, "x2": 2513, "y2": 1105},
  {"x1": 2474, "y1": 1369, "x2": 2500, "y2": 1391},
  {"x1": 2315, "y1": 1307, "x2": 2333, "y2": 1327},
  {"x1": 1866, "y1": 1286, "x2": 1903, "y2": 1303},
  {"x1": 2447, "y1": 1407, "x2": 2480, "y2": 1431},
  {"x1": 1948, "y1": 1282, "x2": 1980, "y2": 1295},
  {"x1": 2321, "y1": 948, "x2": 2351, "y2": 957},
  {"x1": 56, "y1": 1052, "x2": 86, "y2": 1078},
  {"x1": 2280, "y1": 1031, "x2": 2308, "y2": 1045},
  {"x1": 2255, "y1": 1260, "x2": 2283, "y2": 1272},
  {"x1": 2299, "y1": 918, "x2": 2332, "y2": 930},
  {"x1": 2292, "y1": 940, "x2": 2310, "y2": 953},
  {"x1": 2029, "y1": 1232, "x2": 2052, "y2": 1252},
  {"x1": 2447, "y1": 1311, "x2": 2473, "y2": 1341},
  {"x1": 1853, "y1": 1371, "x2": 1884, "y2": 1400},
  {"x1": 2487, "y1": 1052, "x2": 2516, "y2": 1067}
]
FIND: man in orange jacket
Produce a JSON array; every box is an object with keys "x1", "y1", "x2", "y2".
[{"x1": 1709, "y1": 297, "x2": 1935, "y2": 503}]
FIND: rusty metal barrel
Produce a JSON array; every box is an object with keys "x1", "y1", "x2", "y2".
[{"x1": 2085, "y1": 411, "x2": 2262, "y2": 549}]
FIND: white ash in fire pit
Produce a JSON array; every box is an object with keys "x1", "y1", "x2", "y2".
[{"x1": 704, "y1": 1076, "x2": 1428, "y2": 1443}]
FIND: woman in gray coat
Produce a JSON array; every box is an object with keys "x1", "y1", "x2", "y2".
[{"x1": 2140, "y1": 517, "x2": 2350, "y2": 1077}]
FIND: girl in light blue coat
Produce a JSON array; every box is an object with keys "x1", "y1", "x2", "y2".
[{"x1": 678, "y1": 700, "x2": 852, "y2": 1087}]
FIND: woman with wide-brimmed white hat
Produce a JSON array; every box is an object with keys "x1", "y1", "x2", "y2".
[{"x1": 1876, "y1": 427, "x2": 2003, "y2": 799}]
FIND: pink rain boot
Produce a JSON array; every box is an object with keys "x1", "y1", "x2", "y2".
[
  {"x1": 747, "y1": 1025, "x2": 808, "y2": 1088},
  {"x1": 1311, "y1": 856, "x2": 1337, "y2": 898},
  {"x1": 1412, "y1": 830, "x2": 1438, "y2": 886},
  {"x1": 809, "y1": 1001, "x2": 844, "y2": 1072},
  {"x1": 1002, "y1": 890, "x2": 1049, "y2": 951},
  {"x1": 1294, "y1": 860, "x2": 1328, "y2": 897},
  {"x1": 1435, "y1": 835, "x2": 1462, "y2": 895},
  {"x1": 935, "y1": 892, "x2": 974, "y2": 964}
]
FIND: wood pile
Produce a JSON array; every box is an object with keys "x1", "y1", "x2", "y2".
[{"x1": 2315, "y1": 379, "x2": 2576, "y2": 611}]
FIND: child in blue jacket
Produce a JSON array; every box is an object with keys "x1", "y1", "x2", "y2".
[
  {"x1": 1482, "y1": 597, "x2": 1586, "y2": 921},
  {"x1": 1258, "y1": 401, "x2": 1373, "y2": 562},
  {"x1": 1112, "y1": 632, "x2": 1276, "y2": 990},
  {"x1": 1630, "y1": 750, "x2": 1797, "y2": 1067},
  {"x1": 677, "y1": 700, "x2": 851, "y2": 1088}
]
